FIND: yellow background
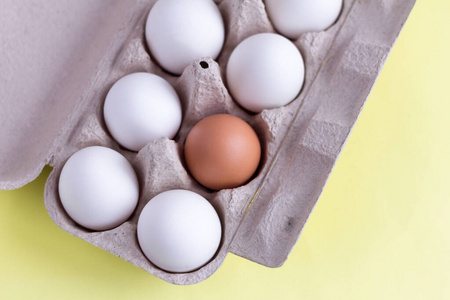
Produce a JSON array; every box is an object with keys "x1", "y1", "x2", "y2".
[{"x1": 1, "y1": 1, "x2": 449, "y2": 299}]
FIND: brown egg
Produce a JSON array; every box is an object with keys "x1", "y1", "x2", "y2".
[{"x1": 184, "y1": 114, "x2": 261, "y2": 190}]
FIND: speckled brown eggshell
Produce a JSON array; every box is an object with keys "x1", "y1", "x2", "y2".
[{"x1": 184, "y1": 114, "x2": 261, "y2": 190}]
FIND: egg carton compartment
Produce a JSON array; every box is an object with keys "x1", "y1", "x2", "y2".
[
  {"x1": 44, "y1": 0, "x2": 291, "y2": 283},
  {"x1": 0, "y1": 0, "x2": 415, "y2": 285}
]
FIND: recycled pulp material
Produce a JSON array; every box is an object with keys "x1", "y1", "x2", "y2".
[{"x1": 0, "y1": 0, "x2": 415, "y2": 285}]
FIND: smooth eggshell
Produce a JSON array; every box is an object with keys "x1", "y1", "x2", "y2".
[
  {"x1": 226, "y1": 33, "x2": 305, "y2": 113},
  {"x1": 103, "y1": 72, "x2": 182, "y2": 152},
  {"x1": 265, "y1": 0, "x2": 343, "y2": 39},
  {"x1": 145, "y1": 0, "x2": 225, "y2": 75},
  {"x1": 58, "y1": 146, "x2": 139, "y2": 231},
  {"x1": 137, "y1": 189, "x2": 222, "y2": 273},
  {"x1": 184, "y1": 114, "x2": 261, "y2": 190}
]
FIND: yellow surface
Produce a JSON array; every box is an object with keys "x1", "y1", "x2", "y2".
[{"x1": 1, "y1": 1, "x2": 449, "y2": 299}]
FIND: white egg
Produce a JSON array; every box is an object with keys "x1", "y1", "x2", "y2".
[
  {"x1": 103, "y1": 72, "x2": 182, "y2": 152},
  {"x1": 226, "y1": 33, "x2": 304, "y2": 113},
  {"x1": 58, "y1": 146, "x2": 139, "y2": 231},
  {"x1": 137, "y1": 189, "x2": 222, "y2": 273},
  {"x1": 145, "y1": 0, "x2": 225, "y2": 75},
  {"x1": 265, "y1": 0, "x2": 343, "y2": 39}
]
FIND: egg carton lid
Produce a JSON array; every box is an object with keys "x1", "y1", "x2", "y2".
[
  {"x1": 0, "y1": 0, "x2": 138, "y2": 189},
  {"x1": 0, "y1": 0, "x2": 416, "y2": 271}
]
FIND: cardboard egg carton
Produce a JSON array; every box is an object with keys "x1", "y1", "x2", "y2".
[{"x1": 0, "y1": 0, "x2": 415, "y2": 285}]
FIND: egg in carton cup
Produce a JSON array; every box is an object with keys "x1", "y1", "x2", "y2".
[{"x1": 0, "y1": 0, "x2": 415, "y2": 285}]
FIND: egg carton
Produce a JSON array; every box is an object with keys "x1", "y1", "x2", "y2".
[{"x1": 0, "y1": 0, "x2": 415, "y2": 285}]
